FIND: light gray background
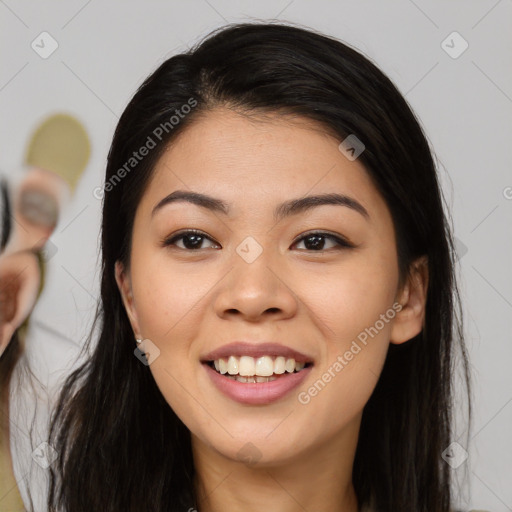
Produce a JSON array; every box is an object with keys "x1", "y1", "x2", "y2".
[{"x1": 1, "y1": 1, "x2": 511, "y2": 511}]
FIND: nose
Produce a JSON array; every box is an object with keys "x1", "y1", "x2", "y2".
[{"x1": 213, "y1": 248, "x2": 298, "y2": 322}]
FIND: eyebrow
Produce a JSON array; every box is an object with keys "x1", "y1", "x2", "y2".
[{"x1": 151, "y1": 190, "x2": 370, "y2": 221}]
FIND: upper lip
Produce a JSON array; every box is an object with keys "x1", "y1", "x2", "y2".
[{"x1": 201, "y1": 342, "x2": 314, "y2": 364}]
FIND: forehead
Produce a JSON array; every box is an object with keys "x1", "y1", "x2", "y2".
[{"x1": 141, "y1": 108, "x2": 388, "y2": 223}]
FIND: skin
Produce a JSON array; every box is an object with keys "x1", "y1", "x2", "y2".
[
  {"x1": 3, "y1": 167, "x2": 68, "y2": 257},
  {"x1": 0, "y1": 250, "x2": 40, "y2": 358},
  {"x1": 0, "y1": 166, "x2": 65, "y2": 509},
  {"x1": 116, "y1": 107, "x2": 428, "y2": 512},
  {"x1": 0, "y1": 166, "x2": 67, "y2": 355},
  {"x1": 0, "y1": 249, "x2": 40, "y2": 512}
]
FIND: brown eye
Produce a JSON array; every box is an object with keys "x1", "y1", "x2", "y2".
[
  {"x1": 292, "y1": 231, "x2": 353, "y2": 251},
  {"x1": 163, "y1": 230, "x2": 220, "y2": 251}
]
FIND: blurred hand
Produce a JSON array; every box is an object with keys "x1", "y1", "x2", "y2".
[{"x1": 0, "y1": 250, "x2": 40, "y2": 358}]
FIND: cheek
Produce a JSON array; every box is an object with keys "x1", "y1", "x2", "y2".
[
  {"x1": 128, "y1": 239, "x2": 398, "y2": 445},
  {"x1": 129, "y1": 251, "x2": 210, "y2": 428},
  {"x1": 294, "y1": 251, "x2": 399, "y2": 348},
  {"x1": 130, "y1": 247, "x2": 208, "y2": 343},
  {"x1": 291, "y1": 252, "x2": 397, "y2": 414},
  {"x1": 294, "y1": 295, "x2": 393, "y2": 445}
]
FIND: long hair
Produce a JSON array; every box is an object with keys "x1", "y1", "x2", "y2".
[{"x1": 47, "y1": 21, "x2": 471, "y2": 511}]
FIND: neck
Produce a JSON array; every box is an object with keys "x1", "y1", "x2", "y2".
[{"x1": 192, "y1": 415, "x2": 361, "y2": 512}]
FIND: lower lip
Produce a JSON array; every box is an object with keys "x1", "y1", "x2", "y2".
[{"x1": 203, "y1": 363, "x2": 312, "y2": 405}]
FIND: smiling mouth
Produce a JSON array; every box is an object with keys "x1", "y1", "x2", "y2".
[{"x1": 204, "y1": 355, "x2": 313, "y2": 383}]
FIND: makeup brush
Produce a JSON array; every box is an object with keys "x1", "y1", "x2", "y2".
[
  {"x1": 4, "y1": 113, "x2": 91, "y2": 255},
  {"x1": 24, "y1": 112, "x2": 91, "y2": 194},
  {"x1": 0, "y1": 113, "x2": 90, "y2": 510}
]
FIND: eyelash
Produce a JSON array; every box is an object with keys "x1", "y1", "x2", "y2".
[{"x1": 161, "y1": 229, "x2": 354, "y2": 252}]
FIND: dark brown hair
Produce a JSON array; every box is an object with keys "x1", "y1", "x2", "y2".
[{"x1": 46, "y1": 21, "x2": 471, "y2": 512}]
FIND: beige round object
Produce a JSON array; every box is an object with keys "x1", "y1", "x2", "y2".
[{"x1": 24, "y1": 113, "x2": 91, "y2": 193}]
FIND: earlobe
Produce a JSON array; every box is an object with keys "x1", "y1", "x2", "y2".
[
  {"x1": 114, "y1": 261, "x2": 141, "y2": 337},
  {"x1": 390, "y1": 255, "x2": 429, "y2": 345}
]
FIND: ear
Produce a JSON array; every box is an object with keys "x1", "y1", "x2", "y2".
[
  {"x1": 0, "y1": 251, "x2": 40, "y2": 358},
  {"x1": 114, "y1": 260, "x2": 142, "y2": 339},
  {"x1": 390, "y1": 255, "x2": 429, "y2": 345}
]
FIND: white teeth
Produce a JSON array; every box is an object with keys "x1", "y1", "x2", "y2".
[
  {"x1": 218, "y1": 358, "x2": 228, "y2": 374},
  {"x1": 295, "y1": 361, "x2": 305, "y2": 372},
  {"x1": 230, "y1": 375, "x2": 278, "y2": 383},
  {"x1": 255, "y1": 356, "x2": 274, "y2": 376},
  {"x1": 274, "y1": 356, "x2": 286, "y2": 374},
  {"x1": 238, "y1": 355, "x2": 256, "y2": 376},
  {"x1": 285, "y1": 358, "x2": 296, "y2": 373},
  {"x1": 211, "y1": 355, "x2": 309, "y2": 377},
  {"x1": 236, "y1": 375, "x2": 254, "y2": 383},
  {"x1": 227, "y1": 355, "x2": 239, "y2": 375}
]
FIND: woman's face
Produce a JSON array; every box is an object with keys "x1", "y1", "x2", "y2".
[{"x1": 116, "y1": 108, "x2": 423, "y2": 467}]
